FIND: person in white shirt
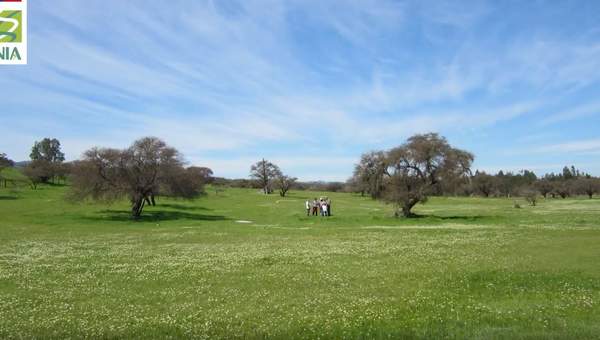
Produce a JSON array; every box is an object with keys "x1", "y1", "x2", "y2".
[
  {"x1": 305, "y1": 200, "x2": 311, "y2": 216},
  {"x1": 321, "y1": 201, "x2": 328, "y2": 216}
]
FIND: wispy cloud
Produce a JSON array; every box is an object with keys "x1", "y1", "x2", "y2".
[
  {"x1": 534, "y1": 139, "x2": 600, "y2": 155},
  {"x1": 540, "y1": 101, "x2": 600, "y2": 126}
]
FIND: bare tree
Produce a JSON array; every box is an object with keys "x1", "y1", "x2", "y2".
[
  {"x1": 534, "y1": 179, "x2": 553, "y2": 198},
  {"x1": 53, "y1": 162, "x2": 71, "y2": 185},
  {"x1": 472, "y1": 171, "x2": 497, "y2": 197},
  {"x1": 22, "y1": 161, "x2": 47, "y2": 189},
  {"x1": 575, "y1": 177, "x2": 600, "y2": 199},
  {"x1": 275, "y1": 174, "x2": 297, "y2": 197},
  {"x1": 250, "y1": 158, "x2": 281, "y2": 194},
  {"x1": 384, "y1": 133, "x2": 473, "y2": 217},
  {"x1": 553, "y1": 181, "x2": 571, "y2": 199},
  {"x1": 187, "y1": 166, "x2": 214, "y2": 184},
  {"x1": 69, "y1": 137, "x2": 204, "y2": 219},
  {"x1": 520, "y1": 187, "x2": 539, "y2": 206},
  {"x1": 351, "y1": 151, "x2": 387, "y2": 198}
]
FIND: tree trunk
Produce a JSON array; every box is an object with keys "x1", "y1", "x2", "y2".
[
  {"x1": 396, "y1": 200, "x2": 418, "y2": 218},
  {"x1": 401, "y1": 205, "x2": 413, "y2": 217},
  {"x1": 131, "y1": 197, "x2": 145, "y2": 219}
]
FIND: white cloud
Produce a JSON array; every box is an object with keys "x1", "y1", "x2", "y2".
[
  {"x1": 540, "y1": 101, "x2": 600, "y2": 126},
  {"x1": 4, "y1": 0, "x2": 600, "y2": 179},
  {"x1": 534, "y1": 139, "x2": 600, "y2": 154}
]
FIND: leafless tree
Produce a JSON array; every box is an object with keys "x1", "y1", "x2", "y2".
[
  {"x1": 534, "y1": 179, "x2": 553, "y2": 198},
  {"x1": 69, "y1": 137, "x2": 204, "y2": 219},
  {"x1": 351, "y1": 151, "x2": 387, "y2": 198},
  {"x1": 472, "y1": 171, "x2": 497, "y2": 197},
  {"x1": 574, "y1": 177, "x2": 600, "y2": 199},
  {"x1": 250, "y1": 158, "x2": 281, "y2": 194},
  {"x1": 384, "y1": 133, "x2": 473, "y2": 217},
  {"x1": 275, "y1": 174, "x2": 297, "y2": 197},
  {"x1": 187, "y1": 166, "x2": 214, "y2": 184},
  {"x1": 22, "y1": 161, "x2": 47, "y2": 189},
  {"x1": 553, "y1": 181, "x2": 572, "y2": 199},
  {"x1": 520, "y1": 187, "x2": 538, "y2": 206}
]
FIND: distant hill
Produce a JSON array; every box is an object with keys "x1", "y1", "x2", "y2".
[{"x1": 0, "y1": 166, "x2": 28, "y2": 184}]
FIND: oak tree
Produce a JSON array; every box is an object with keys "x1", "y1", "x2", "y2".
[
  {"x1": 384, "y1": 133, "x2": 473, "y2": 217},
  {"x1": 70, "y1": 137, "x2": 204, "y2": 219}
]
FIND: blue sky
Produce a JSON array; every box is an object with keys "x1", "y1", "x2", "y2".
[{"x1": 1, "y1": 0, "x2": 600, "y2": 181}]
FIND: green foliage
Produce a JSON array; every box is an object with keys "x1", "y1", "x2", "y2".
[
  {"x1": 30, "y1": 138, "x2": 65, "y2": 163},
  {"x1": 1, "y1": 185, "x2": 600, "y2": 338},
  {"x1": 0, "y1": 152, "x2": 13, "y2": 168}
]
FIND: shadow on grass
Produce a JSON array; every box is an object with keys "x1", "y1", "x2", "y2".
[
  {"x1": 0, "y1": 196, "x2": 18, "y2": 200},
  {"x1": 87, "y1": 209, "x2": 228, "y2": 222},
  {"x1": 159, "y1": 203, "x2": 211, "y2": 211}
]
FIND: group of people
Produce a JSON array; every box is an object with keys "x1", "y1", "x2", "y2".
[{"x1": 305, "y1": 198, "x2": 332, "y2": 217}]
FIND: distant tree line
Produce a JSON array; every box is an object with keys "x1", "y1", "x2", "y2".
[
  {"x1": 211, "y1": 177, "x2": 346, "y2": 193},
  {"x1": 469, "y1": 166, "x2": 600, "y2": 200},
  {"x1": 2, "y1": 134, "x2": 599, "y2": 219}
]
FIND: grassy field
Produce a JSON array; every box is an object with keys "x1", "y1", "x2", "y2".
[{"x1": 1, "y1": 177, "x2": 600, "y2": 339}]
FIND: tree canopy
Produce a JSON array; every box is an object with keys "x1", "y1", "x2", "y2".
[
  {"x1": 349, "y1": 133, "x2": 474, "y2": 217},
  {"x1": 384, "y1": 133, "x2": 474, "y2": 217},
  {"x1": 351, "y1": 151, "x2": 387, "y2": 199},
  {"x1": 69, "y1": 137, "x2": 205, "y2": 219},
  {"x1": 275, "y1": 174, "x2": 297, "y2": 197},
  {"x1": 30, "y1": 138, "x2": 65, "y2": 163},
  {"x1": 250, "y1": 159, "x2": 281, "y2": 194}
]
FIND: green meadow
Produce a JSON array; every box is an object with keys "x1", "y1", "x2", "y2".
[{"x1": 1, "y1": 175, "x2": 600, "y2": 339}]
